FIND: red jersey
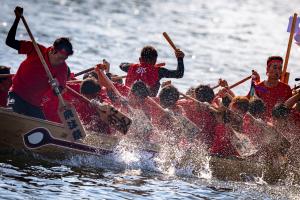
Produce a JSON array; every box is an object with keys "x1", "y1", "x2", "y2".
[
  {"x1": 177, "y1": 99, "x2": 216, "y2": 147},
  {"x1": 10, "y1": 41, "x2": 68, "y2": 106},
  {"x1": 125, "y1": 63, "x2": 159, "y2": 88},
  {"x1": 42, "y1": 83, "x2": 81, "y2": 123},
  {"x1": 254, "y1": 81, "x2": 292, "y2": 118},
  {"x1": 242, "y1": 113, "x2": 263, "y2": 145},
  {"x1": 211, "y1": 123, "x2": 239, "y2": 157}
]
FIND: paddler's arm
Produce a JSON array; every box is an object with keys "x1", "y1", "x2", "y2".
[
  {"x1": 158, "y1": 49, "x2": 184, "y2": 79},
  {"x1": 6, "y1": 6, "x2": 23, "y2": 51},
  {"x1": 284, "y1": 91, "x2": 300, "y2": 109},
  {"x1": 119, "y1": 63, "x2": 132, "y2": 72}
]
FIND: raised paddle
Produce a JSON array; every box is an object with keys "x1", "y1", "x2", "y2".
[
  {"x1": 163, "y1": 32, "x2": 178, "y2": 51},
  {"x1": 227, "y1": 75, "x2": 252, "y2": 89},
  {"x1": 211, "y1": 84, "x2": 220, "y2": 90},
  {"x1": 66, "y1": 85, "x2": 132, "y2": 135},
  {"x1": 281, "y1": 13, "x2": 298, "y2": 84},
  {"x1": 74, "y1": 67, "x2": 95, "y2": 77},
  {"x1": 20, "y1": 14, "x2": 85, "y2": 141},
  {"x1": 23, "y1": 127, "x2": 113, "y2": 155}
]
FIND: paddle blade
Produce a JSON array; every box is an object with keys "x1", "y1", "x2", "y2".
[
  {"x1": 229, "y1": 127, "x2": 258, "y2": 158},
  {"x1": 93, "y1": 102, "x2": 132, "y2": 134},
  {"x1": 58, "y1": 102, "x2": 86, "y2": 141}
]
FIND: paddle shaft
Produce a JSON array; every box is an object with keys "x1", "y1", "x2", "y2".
[
  {"x1": 281, "y1": 13, "x2": 298, "y2": 83},
  {"x1": 66, "y1": 85, "x2": 91, "y2": 104},
  {"x1": 74, "y1": 67, "x2": 95, "y2": 77},
  {"x1": 163, "y1": 32, "x2": 178, "y2": 50},
  {"x1": 97, "y1": 69, "x2": 123, "y2": 98},
  {"x1": 0, "y1": 74, "x2": 14, "y2": 78},
  {"x1": 20, "y1": 16, "x2": 66, "y2": 107},
  {"x1": 228, "y1": 75, "x2": 252, "y2": 89},
  {"x1": 212, "y1": 84, "x2": 220, "y2": 90},
  {"x1": 50, "y1": 137, "x2": 113, "y2": 155}
]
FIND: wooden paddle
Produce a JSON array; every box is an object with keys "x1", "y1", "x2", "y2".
[
  {"x1": 0, "y1": 74, "x2": 14, "y2": 78},
  {"x1": 281, "y1": 13, "x2": 298, "y2": 84},
  {"x1": 211, "y1": 84, "x2": 220, "y2": 90},
  {"x1": 227, "y1": 75, "x2": 252, "y2": 89},
  {"x1": 163, "y1": 32, "x2": 178, "y2": 51},
  {"x1": 66, "y1": 86, "x2": 132, "y2": 135},
  {"x1": 74, "y1": 67, "x2": 95, "y2": 77},
  {"x1": 20, "y1": 14, "x2": 85, "y2": 141}
]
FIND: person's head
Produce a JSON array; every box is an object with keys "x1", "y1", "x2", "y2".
[
  {"x1": 111, "y1": 74, "x2": 123, "y2": 84},
  {"x1": 139, "y1": 46, "x2": 157, "y2": 65},
  {"x1": 266, "y1": 56, "x2": 283, "y2": 81},
  {"x1": 272, "y1": 103, "x2": 290, "y2": 121},
  {"x1": 0, "y1": 66, "x2": 12, "y2": 91},
  {"x1": 249, "y1": 98, "x2": 265, "y2": 118},
  {"x1": 222, "y1": 96, "x2": 232, "y2": 108},
  {"x1": 83, "y1": 71, "x2": 98, "y2": 80},
  {"x1": 49, "y1": 37, "x2": 73, "y2": 66},
  {"x1": 229, "y1": 96, "x2": 249, "y2": 114},
  {"x1": 159, "y1": 85, "x2": 179, "y2": 108},
  {"x1": 185, "y1": 86, "x2": 195, "y2": 97},
  {"x1": 131, "y1": 80, "x2": 150, "y2": 100},
  {"x1": 194, "y1": 84, "x2": 215, "y2": 103},
  {"x1": 80, "y1": 78, "x2": 101, "y2": 99}
]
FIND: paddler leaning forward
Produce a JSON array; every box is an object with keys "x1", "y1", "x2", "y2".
[{"x1": 5, "y1": 6, "x2": 73, "y2": 119}]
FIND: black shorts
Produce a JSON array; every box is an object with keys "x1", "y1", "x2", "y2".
[{"x1": 7, "y1": 91, "x2": 45, "y2": 120}]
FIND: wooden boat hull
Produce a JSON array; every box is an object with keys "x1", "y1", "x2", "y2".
[
  {"x1": 0, "y1": 108, "x2": 120, "y2": 160},
  {"x1": 0, "y1": 108, "x2": 297, "y2": 184}
]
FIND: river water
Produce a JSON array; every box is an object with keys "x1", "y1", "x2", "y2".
[{"x1": 0, "y1": 0, "x2": 300, "y2": 199}]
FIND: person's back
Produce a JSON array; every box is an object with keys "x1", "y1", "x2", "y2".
[
  {"x1": 178, "y1": 85, "x2": 217, "y2": 147},
  {"x1": 120, "y1": 45, "x2": 185, "y2": 96}
]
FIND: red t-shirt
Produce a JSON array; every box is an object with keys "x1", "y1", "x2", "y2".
[
  {"x1": 254, "y1": 81, "x2": 292, "y2": 118},
  {"x1": 177, "y1": 99, "x2": 216, "y2": 147},
  {"x1": 211, "y1": 123, "x2": 239, "y2": 157},
  {"x1": 242, "y1": 113, "x2": 263, "y2": 145},
  {"x1": 10, "y1": 41, "x2": 68, "y2": 106},
  {"x1": 125, "y1": 63, "x2": 159, "y2": 88},
  {"x1": 41, "y1": 83, "x2": 81, "y2": 123}
]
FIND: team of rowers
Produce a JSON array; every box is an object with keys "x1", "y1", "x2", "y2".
[{"x1": 1, "y1": 6, "x2": 300, "y2": 159}]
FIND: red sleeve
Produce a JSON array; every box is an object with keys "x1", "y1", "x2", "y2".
[
  {"x1": 98, "y1": 89, "x2": 112, "y2": 104},
  {"x1": 114, "y1": 83, "x2": 130, "y2": 97},
  {"x1": 18, "y1": 40, "x2": 46, "y2": 55},
  {"x1": 56, "y1": 65, "x2": 68, "y2": 89},
  {"x1": 285, "y1": 85, "x2": 292, "y2": 101}
]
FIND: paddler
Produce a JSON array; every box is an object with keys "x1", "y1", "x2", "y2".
[
  {"x1": 120, "y1": 46, "x2": 185, "y2": 96},
  {"x1": 6, "y1": 6, "x2": 73, "y2": 119},
  {"x1": 247, "y1": 56, "x2": 292, "y2": 119}
]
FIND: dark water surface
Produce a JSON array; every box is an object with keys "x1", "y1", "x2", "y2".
[{"x1": 1, "y1": 0, "x2": 300, "y2": 199}]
